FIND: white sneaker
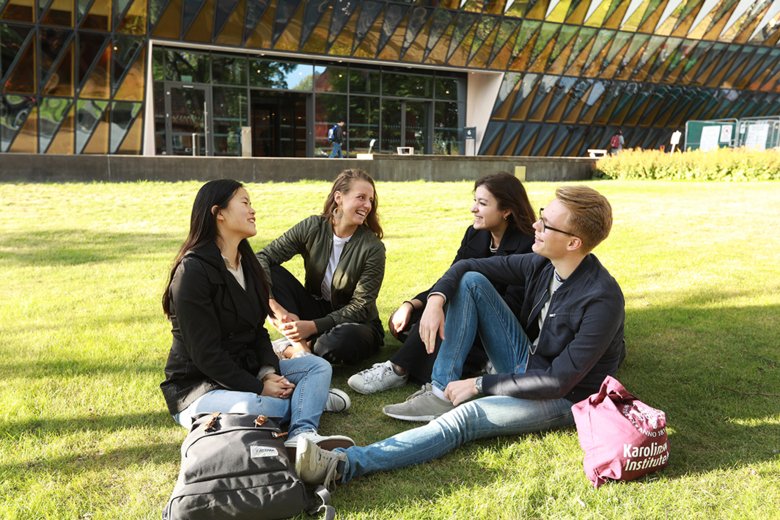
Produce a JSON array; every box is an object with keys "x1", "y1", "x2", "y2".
[
  {"x1": 347, "y1": 361, "x2": 408, "y2": 394},
  {"x1": 324, "y1": 388, "x2": 351, "y2": 413}
]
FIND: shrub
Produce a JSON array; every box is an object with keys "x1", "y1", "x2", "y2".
[{"x1": 596, "y1": 148, "x2": 780, "y2": 181}]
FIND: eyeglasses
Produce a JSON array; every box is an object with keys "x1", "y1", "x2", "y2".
[{"x1": 538, "y1": 208, "x2": 577, "y2": 236}]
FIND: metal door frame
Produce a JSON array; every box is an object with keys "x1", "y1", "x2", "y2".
[{"x1": 163, "y1": 81, "x2": 213, "y2": 156}]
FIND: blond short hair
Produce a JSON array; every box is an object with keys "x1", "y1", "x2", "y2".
[{"x1": 555, "y1": 186, "x2": 612, "y2": 252}]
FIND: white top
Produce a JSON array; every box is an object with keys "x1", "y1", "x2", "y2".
[
  {"x1": 321, "y1": 234, "x2": 351, "y2": 302},
  {"x1": 222, "y1": 254, "x2": 246, "y2": 290}
]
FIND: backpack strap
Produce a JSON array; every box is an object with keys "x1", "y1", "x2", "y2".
[{"x1": 307, "y1": 485, "x2": 335, "y2": 520}]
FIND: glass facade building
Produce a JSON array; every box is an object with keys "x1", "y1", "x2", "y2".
[{"x1": 1, "y1": 0, "x2": 779, "y2": 157}]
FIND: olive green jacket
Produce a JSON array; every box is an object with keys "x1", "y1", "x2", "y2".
[{"x1": 256, "y1": 215, "x2": 385, "y2": 333}]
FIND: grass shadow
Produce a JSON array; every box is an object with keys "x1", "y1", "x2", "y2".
[
  {"x1": 3, "y1": 410, "x2": 175, "y2": 440},
  {"x1": 0, "y1": 229, "x2": 180, "y2": 266}
]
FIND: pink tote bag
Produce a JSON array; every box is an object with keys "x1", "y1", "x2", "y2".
[{"x1": 571, "y1": 376, "x2": 669, "y2": 487}]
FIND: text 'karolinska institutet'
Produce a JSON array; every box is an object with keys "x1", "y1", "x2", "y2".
[{"x1": 1, "y1": 0, "x2": 779, "y2": 158}]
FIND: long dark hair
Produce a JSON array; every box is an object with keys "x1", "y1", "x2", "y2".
[
  {"x1": 474, "y1": 172, "x2": 536, "y2": 235},
  {"x1": 321, "y1": 168, "x2": 383, "y2": 239},
  {"x1": 162, "y1": 179, "x2": 272, "y2": 318}
]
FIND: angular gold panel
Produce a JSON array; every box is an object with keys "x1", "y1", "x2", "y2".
[
  {"x1": 81, "y1": 44, "x2": 111, "y2": 99},
  {"x1": 9, "y1": 106, "x2": 37, "y2": 153},
  {"x1": 1, "y1": 0, "x2": 35, "y2": 23},
  {"x1": 215, "y1": 0, "x2": 244, "y2": 46},
  {"x1": 274, "y1": 1, "x2": 305, "y2": 52},
  {"x1": 117, "y1": 0, "x2": 148, "y2": 35},
  {"x1": 43, "y1": 42, "x2": 74, "y2": 97},
  {"x1": 116, "y1": 112, "x2": 143, "y2": 154},
  {"x1": 83, "y1": 110, "x2": 109, "y2": 154},
  {"x1": 153, "y1": 0, "x2": 182, "y2": 39},
  {"x1": 329, "y1": 7, "x2": 359, "y2": 57},
  {"x1": 353, "y1": 14, "x2": 383, "y2": 59},
  {"x1": 378, "y1": 14, "x2": 408, "y2": 62},
  {"x1": 82, "y1": 0, "x2": 110, "y2": 31},
  {"x1": 185, "y1": 0, "x2": 215, "y2": 43},
  {"x1": 4, "y1": 34, "x2": 36, "y2": 94},
  {"x1": 46, "y1": 104, "x2": 75, "y2": 154},
  {"x1": 544, "y1": 0, "x2": 569, "y2": 24},
  {"x1": 114, "y1": 47, "x2": 145, "y2": 101},
  {"x1": 41, "y1": 0, "x2": 73, "y2": 26},
  {"x1": 245, "y1": 3, "x2": 275, "y2": 49},
  {"x1": 564, "y1": 0, "x2": 589, "y2": 26}
]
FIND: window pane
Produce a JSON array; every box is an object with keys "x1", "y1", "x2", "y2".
[
  {"x1": 434, "y1": 101, "x2": 460, "y2": 155},
  {"x1": 349, "y1": 96, "x2": 379, "y2": 153},
  {"x1": 213, "y1": 54, "x2": 247, "y2": 85},
  {"x1": 39, "y1": 97, "x2": 71, "y2": 152},
  {"x1": 164, "y1": 49, "x2": 210, "y2": 83},
  {"x1": 250, "y1": 60, "x2": 313, "y2": 90},
  {"x1": 1, "y1": 94, "x2": 35, "y2": 151},
  {"x1": 110, "y1": 101, "x2": 142, "y2": 153},
  {"x1": 435, "y1": 77, "x2": 458, "y2": 100},
  {"x1": 112, "y1": 36, "x2": 143, "y2": 93},
  {"x1": 78, "y1": 32, "x2": 109, "y2": 97},
  {"x1": 349, "y1": 68, "x2": 380, "y2": 94},
  {"x1": 315, "y1": 93, "x2": 347, "y2": 156},
  {"x1": 212, "y1": 86, "x2": 248, "y2": 156},
  {"x1": 314, "y1": 66, "x2": 348, "y2": 93},
  {"x1": 152, "y1": 46, "x2": 165, "y2": 81},
  {"x1": 380, "y1": 99, "x2": 402, "y2": 153},
  {"x1": 382, "y1": 72, "x2": 431, "y2": 98},
  {"x1": 41, "y1": 0, "x2": 74, "y2": 26},
  {"x1": 76, "y1": 99, "x2": 108, "y2": 153}
]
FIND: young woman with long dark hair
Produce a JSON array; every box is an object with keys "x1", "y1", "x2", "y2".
[
  {"x1": 348, "y1": 172, "x2": 537, "y2": 397},
  {"x1": 257, "y1": 169, "x2": 385, "y2": 365},
  {"x1": 160, "y1": 179, "x2": 352, "y2": 452}
]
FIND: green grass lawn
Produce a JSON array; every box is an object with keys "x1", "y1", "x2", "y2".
[{"x1": 1, "y1": 180, "x2": 778, "y2": 519}]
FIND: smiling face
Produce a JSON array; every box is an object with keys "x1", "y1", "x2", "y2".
[
  {"x1": 471, "y1": 185, "x2": 510, "y2": 232},
  {"x1": 532, "y1": 198, "x2": 576, "y2": 260},
  {"x1": 335, "y1": 179, "x2": 374, "y2": 231},
  {"x1": 215, "y1": 187, "x2": 256, "y2": 240}
]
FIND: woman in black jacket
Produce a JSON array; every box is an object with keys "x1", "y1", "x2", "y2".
[
  {"x1": 348, "y1": 172, "x2": 536, "y2": 394},
  {"x1": 161, "y1": 180, "x2": 352, "y2": 451}
]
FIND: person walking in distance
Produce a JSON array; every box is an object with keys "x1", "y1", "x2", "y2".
[{"x1": 329, "y1": 120, "x2": 346, "y2": 158}]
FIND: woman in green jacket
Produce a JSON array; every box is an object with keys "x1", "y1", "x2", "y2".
[{"x1": 257, "y1": 169, "x2": 385, "y2": 365}]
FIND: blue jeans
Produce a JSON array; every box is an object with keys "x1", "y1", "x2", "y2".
[
  {"x1": 329, "y1": 142, "x2": 343, "y2": 158},
  {"x1": 173, "y1": 355, "x2": 332, "y2": 441},
  {"x1": 338, "y1": 272, "x2": 573, "y2": 482}
]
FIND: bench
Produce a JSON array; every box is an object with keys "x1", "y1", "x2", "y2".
[{"x1": 587, "y1": 149, "x2": 608, "y2": 158}]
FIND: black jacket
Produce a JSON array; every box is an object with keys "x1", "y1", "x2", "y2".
[
  {"x1": 414, "y1": 225, "x2": 534, "y2": 315},
  {"x1": 160, "y1": 242, "x2": 278, "y2": 415},
  {"x1": 431, "y1": 253, "x2": 625, "y2": 403}
]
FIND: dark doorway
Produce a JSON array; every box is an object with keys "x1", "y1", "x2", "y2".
[{"x1": 250, "y1": 92, "x2": 309, "y2": 157}]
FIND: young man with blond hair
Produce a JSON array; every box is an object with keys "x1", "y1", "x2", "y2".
[{"x1": 296, "y1": 186, "x2": 626, "y2": 487}]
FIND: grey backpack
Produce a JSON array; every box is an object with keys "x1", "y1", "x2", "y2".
[{"x1": 162, "y1": 412, "x2": 333, "y2": 520}]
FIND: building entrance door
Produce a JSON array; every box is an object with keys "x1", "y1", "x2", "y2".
[
  {"x1": 381, "y1": 99, "x2": 431, "y2": 154},
  {"x1": 164, "y1": 83, "x2": 212, "y2": 156},
  {"x1": 250, "y1": 92, "x2": 309, "y2": 157}
]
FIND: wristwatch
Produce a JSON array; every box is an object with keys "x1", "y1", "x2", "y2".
[{"x1": 474, "y1": 376, "x2": 483, "y2": 394}]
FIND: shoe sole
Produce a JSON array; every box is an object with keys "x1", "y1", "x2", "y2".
[
  {"x1": 382, "y1": 408, "x2": 438, "y2": 422},
  {"x1": 347, "y1": 378, "x2": 408, "y2": 395},
  {"x1": 324, "y1": 390, "x2": 350, "y2": 412},
  {"x1": 286, "y1": 437, "x2": 355, "y2": 460}
]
